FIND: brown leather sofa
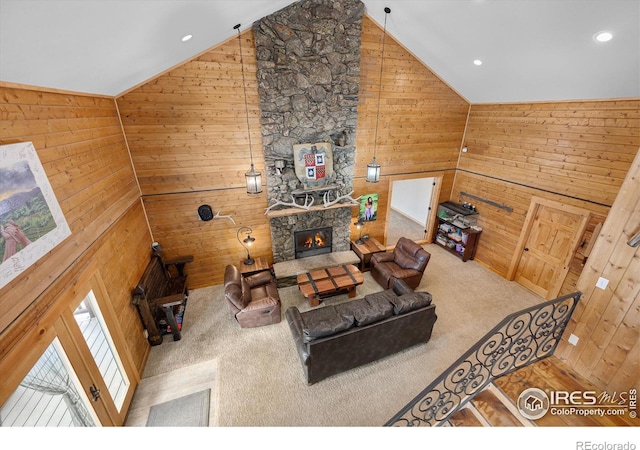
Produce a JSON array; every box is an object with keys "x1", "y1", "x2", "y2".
[
  {"x1": 224, "y1": 265, "x2": 281, "y2": 328},
  {"x1": 286, "y1": 279, "x2": 437, "y2": 384},
  {"x1": 370, "y1": 237, "x2": 431, "y2": 289}
]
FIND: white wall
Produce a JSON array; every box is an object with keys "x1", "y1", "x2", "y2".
[{"x1": 390, "y1": 177, "x2": 434, "y2": 225}]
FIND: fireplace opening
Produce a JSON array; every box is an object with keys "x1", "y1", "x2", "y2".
[{"x1": 294, "y1": 227, "x2": 332, "y2": 259}]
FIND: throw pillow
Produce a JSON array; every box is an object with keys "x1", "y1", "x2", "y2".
[
  {"x1": 302, "y1": 306, "x2": 354, "y2": 342},
  {"x1": 389, "y1": 291, "x2": 432, "y2": 315}
]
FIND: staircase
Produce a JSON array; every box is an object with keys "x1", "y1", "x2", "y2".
[
  {"x1": 445, "y1": 356, "x2": 638, "y2": 427},
  {"x1": 387, "y1": 291, "x2": 638, "y2": 427},
  {"x1": 386, "y1": 292, "x2": 582, "y2": 427},
  {"x1": 446, "y1": 383, "x2": 532, "y2": 427}
]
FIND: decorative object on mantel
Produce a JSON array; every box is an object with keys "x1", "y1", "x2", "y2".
[
  {"x1": 264, "y1": 189, "x2": 361, "y2": 214},
  {"x1": 0, "y1": 142, "x2": 71, "y2": 289},
  {"x1": 322, "y1": 190, "x2": 360, "y2": 208},
  {"x1": 264, "y1": 195, "x2": 315, "y2": 214},
  {"x1": 197, "y1": 205, "x2": 236, "y2": 224},
  {"x1": 236, "y1": 226, "x2": 255, "y2": 266},
  {"x1": 234, "y1": 23, "x2": 262, "y2": 195},
  {"x1": 366, "y1": 7, "x2": 391, "y2": 183},
  {"x1": 293, "y1": 142, "x2": 334, "y2": 190}
]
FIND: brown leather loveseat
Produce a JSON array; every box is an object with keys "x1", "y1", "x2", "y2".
[
  {"x1": 370, "y1": 237, "x2": 431, "y2": 289},
  {"x1": 224, "y1": 265, "x2": 281, "y2": 328}
]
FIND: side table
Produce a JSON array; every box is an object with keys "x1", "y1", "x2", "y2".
[
  {"x1": 239, "y1": 257, "x2": 271, "y2": 277},
  {"x1": 351, "y1": 237, "x2": 386, "y2": 272}
]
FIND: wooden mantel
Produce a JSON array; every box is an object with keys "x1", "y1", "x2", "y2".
[{"x1": 265, "y1": 203, "x2": 358, "y2": 219}]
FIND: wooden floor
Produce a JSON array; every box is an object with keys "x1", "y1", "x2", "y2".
[{"x1": 448, "y1": 356, "x2": 639, "y2": 427}]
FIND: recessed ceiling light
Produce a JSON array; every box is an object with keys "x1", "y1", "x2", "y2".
[
  {"x1": 594, "y1": 31, "x2": 613, "y2": 42},
  {"x1": 181, "y1": 34, "x2": 193, "y2": 42},
  {"x1": 473, "y1": 59, "x2": 482, "y2": 66}
]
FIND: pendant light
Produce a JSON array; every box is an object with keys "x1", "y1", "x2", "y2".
[
  {"x1": 235, "y1": 24, "x2": 262, "y2": 194},
  {"x1": 366, "y1": 7, "x2": 390, "y2": 183}
]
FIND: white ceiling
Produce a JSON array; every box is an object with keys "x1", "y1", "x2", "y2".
[{"x1": 0, "y1": 0, "x2": 638, "y2": 103}]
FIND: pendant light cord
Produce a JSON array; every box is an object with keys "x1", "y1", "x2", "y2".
[
  {"x1": 372, "y1": 8, "x2": 390, "y2": 160},
  {"x1": 235, "y1": 24, "x2": 255, "y2": 167}
]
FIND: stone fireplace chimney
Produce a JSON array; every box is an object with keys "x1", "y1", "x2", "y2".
[{"x1": 252, "y1": 0, "x2": 365, "y2": 263}]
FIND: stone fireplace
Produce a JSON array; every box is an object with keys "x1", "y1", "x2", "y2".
[
  {"x1": 269, "y1": 207, "x2": 352, "y2": 263},
  {"x1": 253, "y1": 0, "x2": 364, "y2": 263}
]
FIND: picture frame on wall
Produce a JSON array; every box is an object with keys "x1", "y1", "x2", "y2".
[
  {"x1": 359, "y1": 193, "x2": 378, "y2": 221},
  {"x1": 0, "y1": 141, "x2": 71, "y2": 289}
]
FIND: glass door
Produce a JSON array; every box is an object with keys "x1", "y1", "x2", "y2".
[
  {"x1": 0, "y1": 338, "x2": 99, "y2": 427},
  {"x1": 72, "y1": 290, "x2": 129, "y2": 411}
]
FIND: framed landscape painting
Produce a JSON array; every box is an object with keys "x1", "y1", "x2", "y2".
[{"x1": 0, "y1": 142, "x2": 71, "y2": 289}]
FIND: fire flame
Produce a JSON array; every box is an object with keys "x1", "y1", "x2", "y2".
[{"x1": 304, "y1": 232, "x2": 326, "y2": 248}]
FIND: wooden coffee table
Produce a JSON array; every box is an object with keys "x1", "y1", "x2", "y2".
[{"x1": 297, "y1": 264, "x2": 364, "y2": 307}]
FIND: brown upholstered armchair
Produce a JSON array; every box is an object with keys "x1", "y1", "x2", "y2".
[
  {"x1": 224, "y1": 265, "x2": 281, "y2": 328},
  {"x1": 370, "y1": 237, "x2": 431, "y2": 289}
]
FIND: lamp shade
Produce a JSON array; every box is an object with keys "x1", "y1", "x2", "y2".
[
  {"x1": 245, "y1": 164, "x2": 263, "y2": 194},
  {"x1": 366, "y1": 157, "x2": 381, "y2": 183}
]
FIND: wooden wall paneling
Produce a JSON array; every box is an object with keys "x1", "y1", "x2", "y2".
[
  {"x1": 117, "y1": 29, "x2": 264, "y2": 196},
  {"x1": 0, "y1": 87, "x2": 142, "y2": 333},
  {"x1": 355, "y1": 17, "x2": 468, "y2": 246},
  {"x1": 588, "y1": 259, "x2": 639, "y2": 389},
  {"x1": 356, "y1": 17, "x2": 468, "y2": 178},
  {"x1": 0, "y1": 86, "x2": 151, "y2": 389},
  {"x1": 460, "y1": 101, "x2": 640, "y2": 208},
  {"x1": 451, "y1": 171, "x2": 611, "y2": 278},
  {"x1": 0, "y1": 201, "x2": 152, "y2": 378},
  {"x1": 142, "y1": 189, "x2": 270, "y2": 288},
  {"x1": 555, "y1": 147, "x2": 640, "y2": 392}
]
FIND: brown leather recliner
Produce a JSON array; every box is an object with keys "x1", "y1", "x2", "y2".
[
  {"x1": 223, "y1": 265, "x2": 281, "y2": 328},
  {"x1": 370, "y1": 237, "x2": 431, "y2": 289}
]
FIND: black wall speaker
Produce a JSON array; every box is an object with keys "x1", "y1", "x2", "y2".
[{"x1": 198, "y1": 204, "x2": 214, "y2": 221}]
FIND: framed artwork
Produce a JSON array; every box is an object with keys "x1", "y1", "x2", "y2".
[
  {"x1": 359, "y1": 193, "x2": 378, "y2": 221},
  {"x1": 0, "y1": 142, "x2": 71, "y2": 289}
]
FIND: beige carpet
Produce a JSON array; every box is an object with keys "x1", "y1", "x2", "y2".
[{"x1": 138, "y1": 244, "x2": 543, "y2": 426}]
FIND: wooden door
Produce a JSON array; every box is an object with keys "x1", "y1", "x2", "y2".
[{"x1": 509, "y1": 198, "x2": 589, "y2": 299}]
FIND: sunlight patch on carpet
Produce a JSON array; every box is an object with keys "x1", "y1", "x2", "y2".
[{"x1": 146, "y1": 389, "x2": 210, "y2": 427}]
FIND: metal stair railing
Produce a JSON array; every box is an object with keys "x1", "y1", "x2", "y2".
[{"x1": 385, "y1": 291, "x2": 581, "y2": 426}]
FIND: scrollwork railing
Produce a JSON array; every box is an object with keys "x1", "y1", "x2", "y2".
[{"x1": 385, "y1": 291, "x2": 581, "y2": 426}]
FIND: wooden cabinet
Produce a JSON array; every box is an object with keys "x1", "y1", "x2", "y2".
[{"x1": 433, "y1": 202, "x2": 482, "y2": 262}]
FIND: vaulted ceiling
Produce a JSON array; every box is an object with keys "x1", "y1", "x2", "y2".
[{"x1": 1, "y1": 0, "x2": 638, "y2": 103}]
